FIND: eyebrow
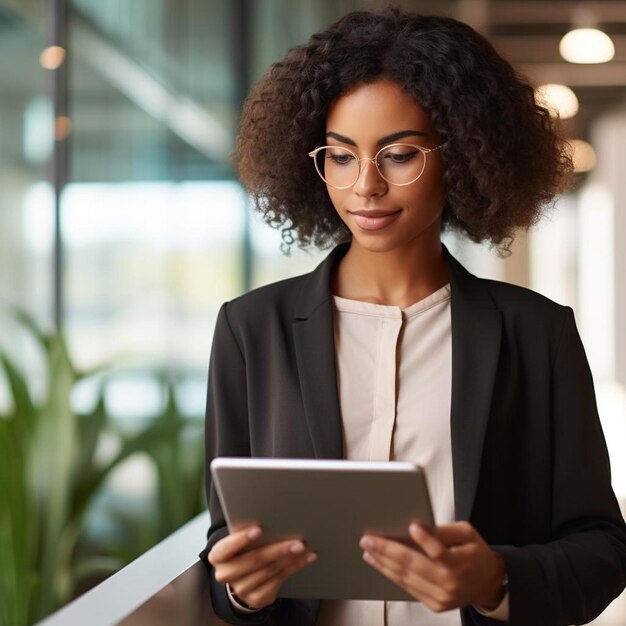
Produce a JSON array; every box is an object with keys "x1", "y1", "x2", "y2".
[{"x1": 326, "y1": 130, "x2": 428, "y2": 146}]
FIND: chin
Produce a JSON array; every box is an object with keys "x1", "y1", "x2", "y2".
[{"x1": 350, "y1": 232, "x2": 409, "y2": 254}]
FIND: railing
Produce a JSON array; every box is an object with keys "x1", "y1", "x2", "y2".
[
  {"x1": 34, "y1": 511, "x2": 228, "y2": 626},
  {"x1": 34, "y1": 509, "x2": 626, "y2": 626}
]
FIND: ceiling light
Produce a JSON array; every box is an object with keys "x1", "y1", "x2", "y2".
[
  {"x1": 559, "y1": 28, "x2": 615, "y2": 64},
  {"x1": 571, "y1": 139, "x2": 596, "y2": 173},
  {"x1": 535, "y1": 84, "x2": 579, "y2": 119},
  {"x1": 40, "y1": 46, "x2": 66, "y2": 70}
]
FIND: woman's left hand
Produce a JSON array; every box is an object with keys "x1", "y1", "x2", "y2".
[{"x1": 360, "y1": 521, "x2": 506, "y2": 613}]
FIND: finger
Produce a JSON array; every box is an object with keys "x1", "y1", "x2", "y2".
[
  {"x1": 235, "y1": 552, "x2": 317, "y2": 610},
  {"x1": 361, "y1": 532, "x2": 448, "y2": 566},
  {"x1": 434, "y1": 522, "x2": 476, "y2": 547},
  {"x1": 209, "y1": 526, "x2": 262, "y2": 564},
  {"x1": 214, "y1": 539, "x2": 307, "y2": 583},
  {"x1": 362, "y1": 541, "x2": 445, "y2": 590},
  {"x1": 233, "y1": 551, "x2": 317, "y2": 598},
  {"x1": 448, "y1": 541, "x2": 480, "y2": 562},
  {"x1": 362, "y1": 550, "x2": 447, "y2": 609},
  {"x1": 408, "y1": 523, "x2": 450, "y2": 561}
]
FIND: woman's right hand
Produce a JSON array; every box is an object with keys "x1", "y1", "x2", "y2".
[{"x1": 208, "y1": 525, "x2": 317, "y2": 610}]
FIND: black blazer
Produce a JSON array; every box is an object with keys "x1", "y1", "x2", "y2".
[{"x1": 201, "y1": 243, "x2": 626, "y2": 626}]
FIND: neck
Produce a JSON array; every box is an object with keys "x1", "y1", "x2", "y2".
[{"x1": 332, "y1": 238, "x2": 449, "y2": 308}]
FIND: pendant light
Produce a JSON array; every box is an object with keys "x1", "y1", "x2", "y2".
[{"x1": 559, "y1": 6, "x2": 615, "y2": 64}]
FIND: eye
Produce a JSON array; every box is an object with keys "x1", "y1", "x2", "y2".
[
  {"x1": 327, "y1": 151, "x2": 355, "y2": 165},
  {"x1": 382, "y1": 149, "x2": 419, "y2": 164}
]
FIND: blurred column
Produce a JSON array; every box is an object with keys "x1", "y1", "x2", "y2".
[
  {"x1": 48, "y1": 0, "x2": 70, "y2": 330},
  {"x1": 581, "y1": 107, "x2": 626, "y2": 504},
  {"x1": 231, "y1": 0, "x2": 253, "y2": 293},
  {"x1": 586, "y1": 107, "x2": 626, "y2": 388}
]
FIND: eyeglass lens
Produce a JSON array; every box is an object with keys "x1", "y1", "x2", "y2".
[{"x1": 315, "y1": 144, "x2": 427, "y2": 187}]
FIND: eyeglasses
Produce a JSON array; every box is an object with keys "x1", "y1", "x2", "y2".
[{"x1": 308, "y1": 143, "x2": 444, "y2": 189}]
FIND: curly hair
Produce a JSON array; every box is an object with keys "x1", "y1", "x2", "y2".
[{"x1": 235, "y1": 8, "x2": 573, "y2": 252}]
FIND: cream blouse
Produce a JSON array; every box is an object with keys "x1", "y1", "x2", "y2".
[{"x1": 317, "y1": 284, "x2": 461, "y2": 626}]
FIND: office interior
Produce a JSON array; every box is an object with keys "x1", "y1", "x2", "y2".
[{"x1": 0, "y1": 1, "x2": 625, "y2": 624}]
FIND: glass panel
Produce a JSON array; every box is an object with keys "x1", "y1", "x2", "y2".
[
  {"x1": 65, "y1": 0, "x2": 242, "y2": 421},
  {"x1": 63, "y1": 180, "x2": 244, "y2": 371},
  {"x1": 0, "y1": 3, "x2": 52, "y2": 326}
]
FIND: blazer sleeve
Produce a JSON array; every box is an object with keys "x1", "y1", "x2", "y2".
[
  {"x1": 492, "y1": 307, "x2": 626, "y2": 626},
  {"x1": 199, "y1": 303, "x2": 318, "y2": 626}
]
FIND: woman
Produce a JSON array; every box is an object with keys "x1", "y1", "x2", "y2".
[{"x1": 200, "y1": 8, "x2": 626, "y2": 626}]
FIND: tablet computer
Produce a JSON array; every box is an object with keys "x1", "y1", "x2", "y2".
[{"x1": 210, "y1": 457, "x2": 434, "y2": 601}]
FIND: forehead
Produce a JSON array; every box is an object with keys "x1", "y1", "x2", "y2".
[{"x1": 325, "y1": 79, "x2": 435, "y2": 143}]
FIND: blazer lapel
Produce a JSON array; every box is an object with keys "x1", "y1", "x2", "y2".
[
  {"x1": 445, "y1": 249, "x2": 502, "y2": 521},
  {"x1": 292, "y1": 245, "x2": 348, "y2": 459}
]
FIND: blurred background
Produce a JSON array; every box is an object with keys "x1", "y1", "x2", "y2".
[{"x1": 0, "y1": 0, "x2": 625, "y2": 624}]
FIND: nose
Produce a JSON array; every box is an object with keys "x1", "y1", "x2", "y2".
[{"x1": 353, "y1": 158, "x2": 387, "y2": 197}]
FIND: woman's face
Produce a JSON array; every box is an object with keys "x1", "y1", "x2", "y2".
[{"x1": 324, "y1": 78, "x2": 446, "y2": 254}]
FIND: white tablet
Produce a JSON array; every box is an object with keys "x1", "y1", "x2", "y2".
[{"x1": 210, "y1": 457, "x2": 434, "y2": 601}]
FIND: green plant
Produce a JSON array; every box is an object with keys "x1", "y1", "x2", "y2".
[
  {"x1": 86, "y1": 371, "x2": 206, "y2": 567},
  {"x1": 0, "y1": 309, "x2": 205, "y2": 626}
]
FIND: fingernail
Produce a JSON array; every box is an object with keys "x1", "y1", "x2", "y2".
[
  {"x1": 290, "y1": 542, "x2": 305, "y2": 554},
  {"x1": 409, "y1": 522, "x2": 422, "y2": 536},
  {"x1": 247, "y1": 526, "x2": 262, "y2": 540},
  {"x1": 306, "y1": 552, "x2": 317, "y2": 563},
  {"x1": 363, "y1": 551, "x2": 375, "y2": 564},
  {"x1": 360, "y1": 537, "x2": 374, "y2": 550}
]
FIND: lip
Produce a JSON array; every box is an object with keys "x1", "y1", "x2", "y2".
[{"x1": 348, "y1": 209, "x2": 402, "y2": 231}]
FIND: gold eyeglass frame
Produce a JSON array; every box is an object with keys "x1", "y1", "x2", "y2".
[{"x1": 308, "y1": 143, "x2": 444, "y2": 189}]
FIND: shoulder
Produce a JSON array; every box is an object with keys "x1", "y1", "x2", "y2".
[
  {"x1": 481, "y1": 276, "x2": 568, "y2": 316},
  {"x1": 475, "y1": 275, "x2": 574, "y2": 346},
  {"x1": 213, "y1": 274, "x2": 310, "y2": 355},
  {"x1": 226, "y1": 273, "x2": 309, "y2": 322},
  {"x1": 447, "y1": 248, "x2": 571, "y2": 325},
  {"x1": 445, "y1": 244, "x2": 574, "y2": 353},
  {"x1": 219, "y1": 245, "x2": 345, "y2": 334},
  {"x1": 445, "y1": 245, "x2": 570, "y2": 327}
]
